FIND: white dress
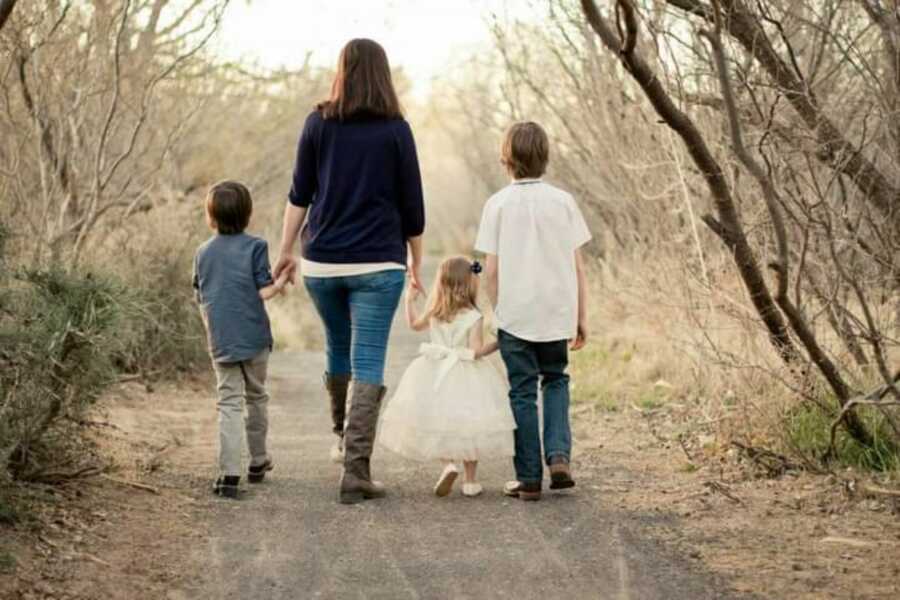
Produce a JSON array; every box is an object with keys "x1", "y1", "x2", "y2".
[{"x1": 377, "y1": 309, "x2": 516, "y2": 461}]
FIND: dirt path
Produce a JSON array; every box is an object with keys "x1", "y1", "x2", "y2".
[
  {"x1": 6, "y1": 301, "x2": 899, "y2": 600},
  {"x1": 165, "y1": 314, "x2": 749, "y2": 600}
]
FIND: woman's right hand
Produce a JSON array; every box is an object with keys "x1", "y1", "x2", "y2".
[{"x1": 273, "y1": 254, "x2": 298, "y2": 285}]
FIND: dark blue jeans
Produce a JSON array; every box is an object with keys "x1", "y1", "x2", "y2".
[
  {"x1": 304, "y1": 270, "x2": 405, "y2": 385},
  {"x1": 498, "y1": 330, "x2": 572, "y2": 484}
]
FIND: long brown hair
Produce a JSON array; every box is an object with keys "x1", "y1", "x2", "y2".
[
  {"x1": 319, "y1": 38, "x2": 402, "y2": 121},
  {"x1": 425, "y1": 256, "x2": 479, "y2": 323}
]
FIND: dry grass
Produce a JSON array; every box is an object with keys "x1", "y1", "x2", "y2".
[{"x1": 570, "y1": 251, "x2": 900, "y2": 475}]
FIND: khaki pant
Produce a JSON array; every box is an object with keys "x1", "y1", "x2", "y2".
[{"x1": 212, "y1": 349, "x2": 270, "y2": 476}]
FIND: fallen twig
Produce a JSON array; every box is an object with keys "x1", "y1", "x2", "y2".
[
  {"x1": 671, "y1": 489, "x2": 710, "y2": 504},
  {"x1": 65, "y1": 416, "x2": 121, "y2": 430},
  {"x1": 22, "y1": 464, "x2": 103, "y2": 484},
  {"x1": 731, "y1": 441, "x2": 800, "y2": 477},
  {"x1": 820, "y1": 536, "x2": 876, "y2": 548},
  {"x1": 70, "y1": 551, "x2": 112, "y2": 567},
  {"x1": 38, "y1": 535, "x2": 61, "y2": 549},
  {"x1": 100, "y1": 474, "x2": 159, "y2": 494},
  {"x1": 861, "y1": 484, "x2": 900, "y2": 498},
  {"x1": 703, "y1": 481, "x2": 743, "y2": 505}
]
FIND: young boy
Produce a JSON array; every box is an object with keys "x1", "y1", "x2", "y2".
[
  {"x1": 474, "y1": 122, "x2": 591, "y2": 502},
  {"x1": 193, "y1": 180, "x2": 289, "y2": 499}
]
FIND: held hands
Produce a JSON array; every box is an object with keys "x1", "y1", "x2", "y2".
[
  {"x1": 405, "y1": 278, "x2": 422, "y2": 303},
  {"x1": 273, "y1": 253, "x2": 298, "y2": 286},
  {"x1": 570, "y1": 320, "x2": 588, "y2": 351},
  {"x1": 274, "y1": 271, "x2": 292, "y2": 296},
  {"x1": 259, "y1": 270, "x2": 292, "y2": 302},
  {"x1": 407, "y1": 255, "x2": 424, "y2": 294}
]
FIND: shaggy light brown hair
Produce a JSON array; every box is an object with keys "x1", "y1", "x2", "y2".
[{"x1": 501, "y1": 121, "x2": 549, "y2": 179}]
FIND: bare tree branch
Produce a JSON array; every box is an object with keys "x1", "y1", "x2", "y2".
[
  {"x1": 666, "y1": 0, "x2": 900, "y2": 231},
  {"x1": 0, "y1": 0, "x2": 18, "y2": 33},
  {"x1": 701, "y1": 3, "x2": 877, "y2": 447},
  {"x1": 581, "y1": 0, "x2": 800, "y2": 361}
]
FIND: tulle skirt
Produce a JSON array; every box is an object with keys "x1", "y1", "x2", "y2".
[{"x1": 377, "y1": 356, "x2": 516, "y2": 462}]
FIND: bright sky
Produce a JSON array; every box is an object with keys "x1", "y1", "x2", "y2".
[{"x1": 216, "y1": 0, "x2": 533, "y2": 97}]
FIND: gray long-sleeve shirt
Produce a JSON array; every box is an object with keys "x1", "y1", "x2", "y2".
[{"x1": 192, "y1": 233, "x2": 274, "y2": 363}]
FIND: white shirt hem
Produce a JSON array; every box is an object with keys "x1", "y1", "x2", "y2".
[{"x1": 301, "y1": 259, "x2": 406, "y2": 278}]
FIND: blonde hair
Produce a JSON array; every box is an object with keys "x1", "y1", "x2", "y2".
[{"x1": 425, "y1": 256, "x2": 479, "y2": 323}]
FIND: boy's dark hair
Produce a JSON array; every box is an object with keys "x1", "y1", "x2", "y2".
[
  {"x1": 501, "y1": 121, "x2": 549, "y2": 179},
  {"x1": 206, "y1": 181, "x2": 252, "y2": 235}
]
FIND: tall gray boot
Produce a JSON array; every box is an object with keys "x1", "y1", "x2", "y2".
[
  {"x1": 339, "y1": 381, "x2": 387, "y2": 504},
  {"x1": 324, "y1": 373, "x2": 351, "y2": 464}
]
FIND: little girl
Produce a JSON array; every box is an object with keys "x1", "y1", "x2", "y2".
[{"x1": 378, "y1": 256, "x2": 516, "y2": 497}]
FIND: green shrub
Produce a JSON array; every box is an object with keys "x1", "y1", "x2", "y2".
[
  {"x1": 787, "y1": 402, "x2": 899, "y2": 472},
  {"x1": 0, "y1": 267, "x2": 129, "y2": 480},
  {"x1": 0, "y1": 209, "x2": 210, "y2": 491}
]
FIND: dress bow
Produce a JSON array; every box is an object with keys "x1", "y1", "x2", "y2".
[{"x1": 418, "y1": 342, "x2": 476, "y2": 390}]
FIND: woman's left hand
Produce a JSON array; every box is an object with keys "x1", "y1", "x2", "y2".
[
  {"x1": 407, "y1": 256, "x2": 424, "y2": 293},
  {"x1": 406, "y1": 236, "x2": 425, "y2": 293}
]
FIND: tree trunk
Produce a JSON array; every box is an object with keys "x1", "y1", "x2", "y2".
[
  {"x1": 0, "y1": 0, "x2": 18, "y2": 33},
  {"x1": 579, "y1": 0, "x2": 799, "y2": 362}
]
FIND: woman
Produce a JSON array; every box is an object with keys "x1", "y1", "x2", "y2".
[{"x1": 273, "y1": 38, "x2": 425, "y2": 505}]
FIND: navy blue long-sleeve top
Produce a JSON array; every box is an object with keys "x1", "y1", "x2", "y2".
[{"x1": 288, "y1": 110, "x2": 425, "y2": 265}]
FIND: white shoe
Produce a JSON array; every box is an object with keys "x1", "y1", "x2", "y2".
[
  {"x1": 433, "y1": 463, "x2": 459, "y2": 497},
  {"x1": 503, "y1": 481, "x2": 521, "y2": 497},
  {"x1": 462, "y1": 482, "x2": 483, "y2": 497},
  {"x1": 329, "y1": 435, "x2": 344, "y2": 464}
]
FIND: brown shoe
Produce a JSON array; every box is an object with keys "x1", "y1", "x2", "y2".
[
  {"x1": 339, "y1": 382, "x2": 388, "y2": 504},
  {"x1": 340, "y1": 470, "x2": 386, "y2": 503},
  {"x1": 548, "y1": 455, "x2": 575, "y2": 490},
  {"x1": 503, "y1": 480, "x2": 542, "y2": 501}
]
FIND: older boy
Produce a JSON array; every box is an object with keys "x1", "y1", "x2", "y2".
[
  {"x1": 475, "y1": 122, "x2": 591, "y2": 502},
  {"x1": 193, "y1": 181, "x2": 289, "y2": 498}
]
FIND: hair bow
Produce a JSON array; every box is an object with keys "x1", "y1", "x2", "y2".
[{"x1": 470, "y1": 260, "x2": 483, "y2": 275}]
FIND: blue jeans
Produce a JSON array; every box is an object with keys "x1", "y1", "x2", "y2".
[
  {"x1": 498, "y1": 330, "x2": 572, "y2": 484},
  {"x1": 304, "y1": 270, "x2": 405, "y2": 385}
]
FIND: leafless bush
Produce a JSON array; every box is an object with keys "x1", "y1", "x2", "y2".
[
  {"x1": 0, "y1": 0, "x2": 235, "y2": 266},
  {"x1": 583, "y1": 0, "x2": 899, "y2": 463}
]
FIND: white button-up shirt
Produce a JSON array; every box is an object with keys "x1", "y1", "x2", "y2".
[{"x1": 475, "y1": 179, "x2": 592, "y2": 342}]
